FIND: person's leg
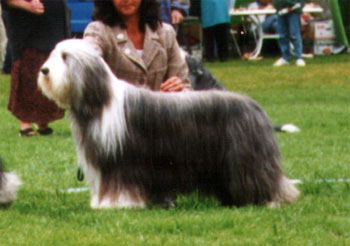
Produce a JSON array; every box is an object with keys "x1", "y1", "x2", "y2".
[
  {"x1": 20, "y1": 122, "x2": 32, "y2": 130},
  {"x1": 19, "y1": 122, "x2": 36, "y2": 136},
  {"x1": 215, "y1": 23, "x2": 229, "y2": 62},
  {"x1": 288, "y1": 12, "x2": 303, "y2": 60},
  {"x1": 262, "y1": 14, "x2": 278, "y2": 34},
  {"x1": 202, "y1": 26, "x2": 216, "y2": 62},
  {"x1": 273, "y1": 14, "x2": 291, "y2": 66},
  {"x1": 276, "y1": 14, "x2": 291, "y2": 61}
]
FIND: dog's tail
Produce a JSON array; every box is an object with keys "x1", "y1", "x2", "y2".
[
  {"x1": 0, "y1": 172, "x2": 22, "y2": 204},
  {"x1": 0, "y1": 159, "x2": 22, "y2": 204},
  {"x1": 269, "y1": 175, "x2": 300, "y2": 207},
  {"x1": 273, "y1": 124, "x2": 300, "y2": 133}
]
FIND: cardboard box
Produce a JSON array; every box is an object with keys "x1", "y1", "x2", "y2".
[
  {"x1": 313, "y1": 19, "x2": 336, "y2": 41},
  {"x1": 313, "y1": 20, "x2": 336, "y2": 55},
  {"x1": 313, "y1": 43, "x2": 334, "y2": 55}
]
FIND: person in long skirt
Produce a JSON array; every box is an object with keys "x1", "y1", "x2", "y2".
[{"x1": 2, "y1": 0, "x2": 68, "y2": 136}]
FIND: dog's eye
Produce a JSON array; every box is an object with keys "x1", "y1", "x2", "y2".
[{"x1": 62, "y1": 52, "x2": 68, "y2": 61}]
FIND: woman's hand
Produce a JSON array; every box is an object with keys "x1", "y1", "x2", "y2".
[
  {"x1": 7, "y1": 0, "x2": 45, "y2": 15},
  {"x1": 28, "y1": 0, "x2": 45, "y2": 15},
  {"x1": 160, "y1": 76, "x2": 186, "y2": 92},
  {"x1": 171, "y1": 9, "x2": 184, "y2": 24}
]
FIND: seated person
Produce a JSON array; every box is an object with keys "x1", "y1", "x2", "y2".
[{"x1": 248, "y1": 0, "x2": 278, "y2": 34}]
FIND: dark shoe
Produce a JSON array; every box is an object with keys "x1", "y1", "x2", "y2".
[
  {"x1": 19, "y1": 128, "x2": 37, "y2": 137},
  {"x1": 37, "y1": 127, "x2": 54, "y2": 136}
]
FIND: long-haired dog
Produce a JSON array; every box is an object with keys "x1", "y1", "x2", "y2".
[
  {"x1": 0, "y1": 158, "x2": 22, "y2": 204},
  {"x1": 38, "y1": 39, "x2": 299, "y2": 209}
]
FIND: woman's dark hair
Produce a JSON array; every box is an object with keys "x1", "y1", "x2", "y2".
[{"x1": 93, "y1": 0, "x2": 161, "y2": 32}]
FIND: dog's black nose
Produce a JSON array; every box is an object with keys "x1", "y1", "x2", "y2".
[{"x1": 41, "y1": 67, "x2": 49, "y2": 75}]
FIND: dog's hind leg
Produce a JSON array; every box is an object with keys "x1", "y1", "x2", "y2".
[
  {"x1": 268, "y1": 176, "x2": 300, "y2": 208},
  {"x1": 220, "y1": 151, "x2": 284, "y2": 207}
]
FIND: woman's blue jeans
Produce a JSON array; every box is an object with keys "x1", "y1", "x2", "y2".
[{"x1": 277, "y1": 11, "x2": 303, "y2": 60}]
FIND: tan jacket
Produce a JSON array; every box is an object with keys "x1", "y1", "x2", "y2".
[{"x1": 83, "y1": 21, "x2": 190, "y2": 91}]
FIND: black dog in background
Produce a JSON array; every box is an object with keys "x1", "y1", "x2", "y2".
[
  {"x1": 186, "y1": 55, "x2": 225, "y2": 91},
  {"x1": 186, "y1": 55, "x2": 300, "y2": 133}
]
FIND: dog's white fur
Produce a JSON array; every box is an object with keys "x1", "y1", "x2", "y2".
[
  {"x1": 0, "y1": 172, "x2": 22, "y2": 204},
  {"x1": 39, "y1": 40, "x2": 150, "y2": 208},
  {"x1": 38, "y1": 39, "x2": 299, "y2": 209}
]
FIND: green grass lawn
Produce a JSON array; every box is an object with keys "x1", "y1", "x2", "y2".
[{"x1": 1, "y1": 54, "x2": 350, "y2": 245}]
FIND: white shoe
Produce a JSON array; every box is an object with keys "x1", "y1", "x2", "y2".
[
  {"x1": 273, "y1": 58, "x2": 289, "y2": 67},
  {"x1": 296, "y1": 59, "x2": 306, "y2": 67}
]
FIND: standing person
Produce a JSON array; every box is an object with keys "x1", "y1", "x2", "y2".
[
  {"x1": 273, "y1": 0, "x2": 306, "y2": 67},
  {"x1": 200, "y1": 0, "x2": 230, "y2": 62},
  {"x1": 84, "y1": 0, "x2": 190, "y2": 92},
  {"x1": 2, "y1": 0, "x2": 68, "y2": 136},
  {"x1": 159, "y1": 0, "x2": 189, "y2": 24}
]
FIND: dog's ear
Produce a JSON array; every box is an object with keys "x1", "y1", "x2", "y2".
[
  {"x1": 81, "y1": 56, "x2": 111, "y2": 107},
  {"x1": 64, "y1": 51, "x2": 111, "y2": 116}
]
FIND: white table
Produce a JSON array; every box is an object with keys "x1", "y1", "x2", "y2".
[
  {"x1": 230, "y1": 6, "x2": 323, "y2": 60},
  {"x1": 230, "y1": 6, "x2": 323, "y2": 16}
]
